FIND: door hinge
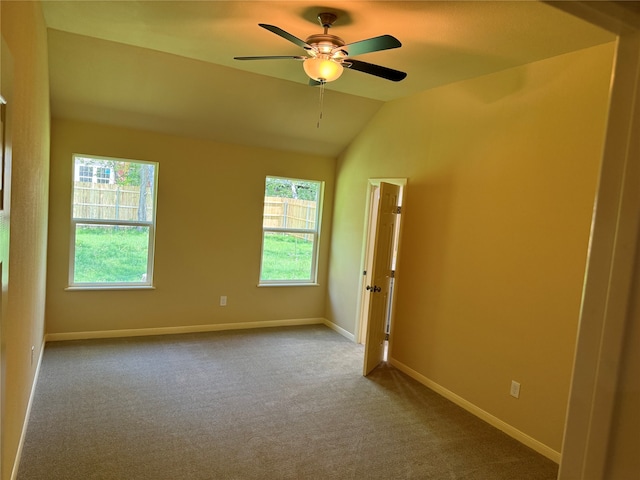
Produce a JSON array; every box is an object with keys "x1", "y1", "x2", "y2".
[
  {"x1": 390, "y1": 270, "x2": 395, "y2": 278},
  {"x1": 363, "y1": 270, "x2": 367, "y2": 276},
  {"x1": 384, "y1": 333, "x2": 390, "y2": 341},
  {"x1": 395, "y1": 206, "x2": 402, "y2": 214}
]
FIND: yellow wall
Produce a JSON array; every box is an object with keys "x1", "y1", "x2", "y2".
[
  {"x1": 327, "y1": 43, "x2": 615, "y2": 455},
  {"x1": 46, "y1": 119, "x2": 334, "y2": 335},
  {"x1": 0, "y1": 2, "x2": 50, "y2": 478}
]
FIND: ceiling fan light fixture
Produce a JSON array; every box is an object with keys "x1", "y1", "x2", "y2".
[{"x1": 303, "y1": 56, "x2": 344, "y2": 83}]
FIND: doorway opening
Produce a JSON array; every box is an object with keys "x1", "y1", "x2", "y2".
[{"x1": 358, "y1": 178, "x2": 405, "y2": 374}]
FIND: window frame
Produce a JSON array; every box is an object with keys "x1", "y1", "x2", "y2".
[
  {"x1": 259, "y1": 175, "x2": 324, "y2": 287},
  {"x1": 68, "y1": 154, "x2": 159, "y2": 290}
]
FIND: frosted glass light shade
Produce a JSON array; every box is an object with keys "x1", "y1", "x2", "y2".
[{"x1": 303, "y1": 57, "x2": 344, "y2": 83}]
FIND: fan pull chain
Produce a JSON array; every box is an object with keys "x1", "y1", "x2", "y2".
[{"x1": 317, "y1": 81, "x2": 325, "y2": 129}]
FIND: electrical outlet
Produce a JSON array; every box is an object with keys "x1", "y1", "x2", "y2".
[
  {"x1": 510, "y1": 380, "x2": 521, "y2": 399},
  {"x1": 220, "y1": 295, "x2": 227, "y2": 307}
]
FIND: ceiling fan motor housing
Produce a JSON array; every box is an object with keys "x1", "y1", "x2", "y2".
[{"x1": 305, "y1": 34, "x2": 346, "y2": 56}]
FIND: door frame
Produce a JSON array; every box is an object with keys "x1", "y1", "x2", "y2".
[
  {"x1": 356, "y1": 178, "x2": 406, "y2": 356},
  {"x1": 0, "y1": 36, "x2": 14, "y2": 480},
  {"x1": 547, "y1": 2, "x2": 640, "y2": 478}
]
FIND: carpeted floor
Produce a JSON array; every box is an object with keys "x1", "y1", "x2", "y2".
[{"x1": 17, "y1": 325, "x2": 559, "y2": 479}]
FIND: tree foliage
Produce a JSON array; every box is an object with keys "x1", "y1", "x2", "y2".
[
  {"x1": 266, "y1": 177, "x2": 319, "y2": 201},
  {"x1": 114, "y1": 161, "x2": 141, "y2": 186}
]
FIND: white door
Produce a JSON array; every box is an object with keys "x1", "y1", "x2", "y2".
[{"x1": 363, "y1": 182, "x2": 400, "y2": 376}]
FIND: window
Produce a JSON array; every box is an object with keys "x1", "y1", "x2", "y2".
[
  {"x1": 78, "y1": 165, "x2": 92, "y2": 183},
  {"x1": 260, "y1": 176, "x2": 323, "y2": 285},
  {"x1": 95, "y1": 166, "x2": 111, "y2": 184},
  {"x1": 69, "y1": 155, "x2": 158, "y2": 288},
  {"x1": 75, "y1": 163, "x2": 114, "y2": 184}
]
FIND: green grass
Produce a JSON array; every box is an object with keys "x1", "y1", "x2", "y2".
[
  {"x1": 74, "y1": 225, "x2": 150, "y2": 283},
  {"x1": 260, "y1": 232, "x2": 314, "y2": 281},
  {"x1": 74, "y1": 228, "x2": 314, "y2": 284}
]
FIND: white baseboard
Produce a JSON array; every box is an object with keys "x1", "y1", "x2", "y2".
[
  {"x1": 11, "y1": 341, "x2": 46, "y2": 480},
  {"x1": 44, "y1": 318, "x2": 330, "y2": 342},
  {"x1": 389, "y1": 357, "x2": 561, "y2": 464},
  {"x1": 322, "y1": 319, "x2": 356, "y2": 342}
]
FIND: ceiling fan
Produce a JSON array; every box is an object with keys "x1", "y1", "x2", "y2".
[{"x1": 234, "y1": 12, "x2": 407, "y2": 84}]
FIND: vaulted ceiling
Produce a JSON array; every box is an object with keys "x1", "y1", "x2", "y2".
[{"x1": 41, "y1": 1, "x2": 615, "y2": 157}]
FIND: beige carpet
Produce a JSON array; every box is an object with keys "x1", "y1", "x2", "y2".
[{"x1": 17, "y1": 325, "x2": 559, "y2": 479}]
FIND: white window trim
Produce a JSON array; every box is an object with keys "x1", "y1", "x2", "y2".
[
  {"x1": 68, "y1": 154, "x2": 159, "y2": 289},
  {"x1": 259, "y1": 177, "x2": 324, "y2": 286}
]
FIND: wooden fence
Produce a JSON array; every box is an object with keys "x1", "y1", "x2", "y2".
[
  {"x1": 263, "y1": 196, "x2": 317, "y2": 241},
  {"x1": 73, "y1": 187, "x2": 315, "y2": 233},
  {"x1": 73, "y1": 183, "x2": 153, "y2": 221}
]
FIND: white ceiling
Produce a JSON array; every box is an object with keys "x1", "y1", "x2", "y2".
[{"x1": 41, "y1": 1, "x2": 616, "y2": 157}]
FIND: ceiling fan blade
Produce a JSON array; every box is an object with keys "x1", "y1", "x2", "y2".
[
  {"x1": 308, "y1": 78, "x2": 323, "y2": 87},
  {"x1": 344, "y1": 35, "x2": 401, "y2": 57},
  {"x1": 234, "y1": 56, "x2": 306, "y2": 61},
  {"x1": 346, "y1": 59, "x2": 407, "y2": 82},
  {"x1": 259, "y1": 24, "x2": 311, "y2": 50}
]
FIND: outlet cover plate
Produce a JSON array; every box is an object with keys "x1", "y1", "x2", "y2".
[{"x1": 510, "y1": 380, "x2": 521, "y2": 398}]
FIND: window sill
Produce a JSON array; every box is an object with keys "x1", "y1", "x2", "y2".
[
  {"x1": 257, "y1": 283, "x2": 320, "y2": 288},
  {"x1": 65, "y1": 285, "x2": 156, "y2": 291}
]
